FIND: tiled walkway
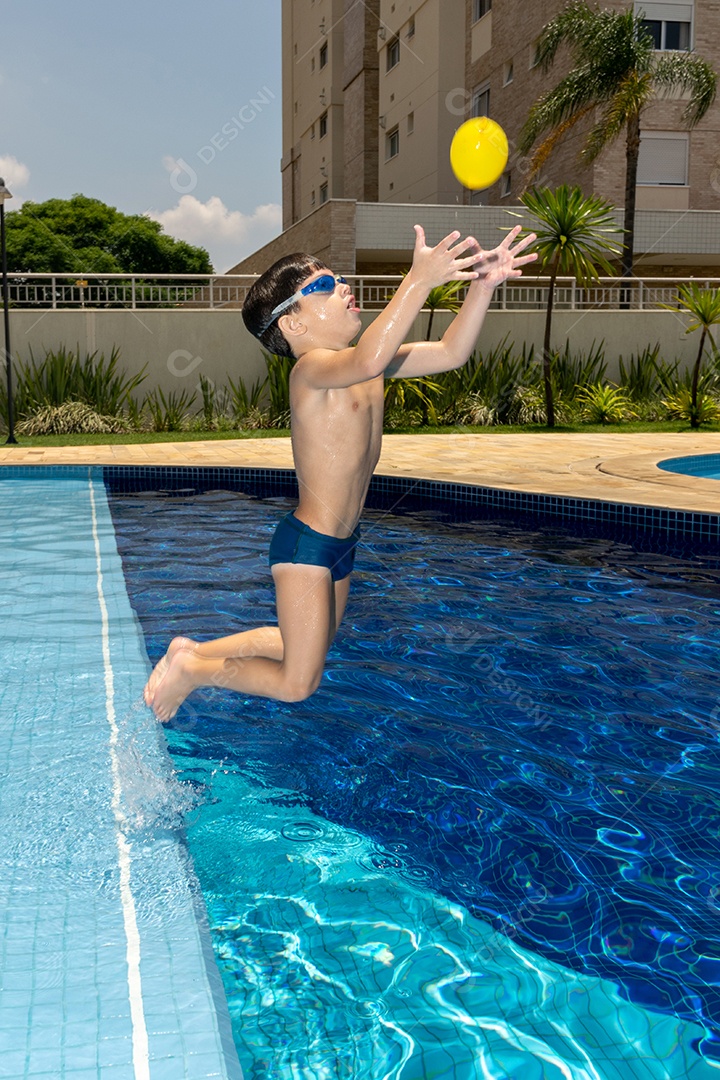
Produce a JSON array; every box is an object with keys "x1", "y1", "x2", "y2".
[{"x1": 1, "y1": 432, "x2": 718, "y2": 513}]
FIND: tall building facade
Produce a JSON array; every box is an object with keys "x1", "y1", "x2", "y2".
[
  {"x1": 281, "y1": 0, "x2": 382, "y2": 230},
  {"x1": 282, "y1": 0, "x2": 720, "y2": 225},
  {"x1": 233, "y1": 0, "x2": 720, "y2": 275},
  {"x1": 466, "y1": 0, "x2": 720, "y2": 231}
]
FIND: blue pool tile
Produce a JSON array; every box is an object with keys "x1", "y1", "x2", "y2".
[
  {"x1": 97, "y1": 1039, "x2": 134, "y2": 1069},
  {"x1": 0, "y1": 474, "x2": 243, "y2": 1080}
]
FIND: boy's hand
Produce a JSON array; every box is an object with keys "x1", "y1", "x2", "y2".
[
  {"x1": 471, "y1": 225, "x2": 538, "y2": 291},
  {"x1": 409, "y1": 225, "x2": 485, "y2": 289}
]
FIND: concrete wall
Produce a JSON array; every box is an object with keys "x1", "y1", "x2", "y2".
[
  {"x1": 10, "y1": 308, "x2": 701, "y2": 402},
  {"x1": 10, "y1": 311, "x2": 269, "y2": 402}
]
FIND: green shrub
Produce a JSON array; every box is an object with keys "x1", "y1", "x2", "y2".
[
  {"x1": 146, "y1": 387, "x2": 197, "y2": 431},
  {"x1": 227, "y1": 372, "x2": 268, "y2": 423},
  {"x1": 551, "y1": 340, "x2": 606, "y2": 401},
  {"x1": 576, "y1": 383, "x2": 636, "y2": 424},
  {"x1": 0, "y1": 345, "x2": 146, "y2": 425},
  {"x1": 618, "y1": 343, "x2": 666, "y2": 402},
  {"x1": 15, "y1": 400, "x2": 130, "y2": 435},
  {"x1": 662, "y1": 387, "x2": 720, "y2": 426}
]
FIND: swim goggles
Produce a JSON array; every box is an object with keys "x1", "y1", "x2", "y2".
[{"x1": 259, "y1": 273, "x2": 347, "y2": 335}]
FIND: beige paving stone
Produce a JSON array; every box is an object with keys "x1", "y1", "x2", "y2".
[{"x1": 0, "y1": 433, "x2": 719, "y2": 514}]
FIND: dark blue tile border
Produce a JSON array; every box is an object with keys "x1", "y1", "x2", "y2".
[
  {"x1": 2, "y1": 464, "x2": 718, "y2": 543},
  {"x1": 100, "y1": 465, "x2": 720, "y2": 543}
]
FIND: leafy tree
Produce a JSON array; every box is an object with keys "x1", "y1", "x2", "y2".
[
  {"x1": 518, "y1": 185, "x2": 622, "y2": 427},
  {"x1": 518, "y1": 0, "x2": 717, "y2": 277},
  {"x1": 663, "y1": 283, "x2": 720, "y2": 428},
  {"x1": 6, "y1": 194, "x2": 213, "y2": 274}
]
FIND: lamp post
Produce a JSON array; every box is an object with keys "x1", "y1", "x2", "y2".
[{"x1": 0, "y1": 177, "x2": 16, "y2": 445}]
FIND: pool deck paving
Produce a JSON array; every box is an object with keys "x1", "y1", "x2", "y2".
[{"x1": 1, "y1": 432, "x2": 719, "y2": 514}]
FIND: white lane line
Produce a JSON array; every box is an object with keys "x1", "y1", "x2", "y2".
[{"x1": 89, "y1": 475, "x2": 150, "y2": 1080}]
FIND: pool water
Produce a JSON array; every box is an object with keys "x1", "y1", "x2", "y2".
[
  {"x1": 107, "y1": 484, "x2": 720, "y2": 1078},
  {"x1": 659, "y1": 454, "x2": 720, "y2": 480}
]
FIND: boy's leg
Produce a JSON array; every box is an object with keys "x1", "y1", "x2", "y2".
[
  {"x1": 150, "y1": 563, "x2": 337, "y2": 721},
  {"x1": 144, "y1": 574, "x2": 352, "y2": 705},
  {"x1": 144, "y1": 626, "x2": 283, "y2": 704}
]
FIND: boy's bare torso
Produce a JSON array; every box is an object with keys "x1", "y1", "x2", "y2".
[{"x1": 289, "y1": 367, "x2": 385, "y2": 538}]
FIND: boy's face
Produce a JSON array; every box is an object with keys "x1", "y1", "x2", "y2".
[{"x1": 291, "y1": 268, "x2": 362, "y2": 346}]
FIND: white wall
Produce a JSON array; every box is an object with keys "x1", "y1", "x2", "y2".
[
  {"x1": 11, "y1": 311, "x2": 269, "y2": 400},
  {"x1": 9, "y1": 308, "x2": 700, "y2": 400}
]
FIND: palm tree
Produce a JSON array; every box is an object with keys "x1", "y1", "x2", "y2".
[
  {"x1": 424, "y1": 281, "x2": 465, "y2": 341},
  {"x1": 518, "y1": 0, "x2": 717, "y2": 278},
  {"x1": 519, "y1": 185, "x2": 622, "y2": 427},
  {"x1": 663, "y1": 283, "x2": 720, "y2": 428}
]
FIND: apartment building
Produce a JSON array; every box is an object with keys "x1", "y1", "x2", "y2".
[
  {"x1": 467, "y1": 1, "x2": 720, "y2": 217},
  {"x1": 231, "y1": 0, "x2": 720, "y2": 275}
]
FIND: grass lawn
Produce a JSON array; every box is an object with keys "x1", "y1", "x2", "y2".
[{"x1": 2, "y1": 420, "x2": 720, "y2": 447}]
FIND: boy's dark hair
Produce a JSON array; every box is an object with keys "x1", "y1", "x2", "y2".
[{"x1": 242, "y1": 252, "x2": 327, "y2": 359}]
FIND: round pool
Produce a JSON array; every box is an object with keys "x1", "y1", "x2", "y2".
[{"x1": 658, "y1": 453, "x2": 720, "y2": 479}]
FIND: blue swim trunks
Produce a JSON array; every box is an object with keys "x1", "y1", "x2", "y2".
[{"x1": 268, "y1": 512, "x2": 361, "y2": 581}]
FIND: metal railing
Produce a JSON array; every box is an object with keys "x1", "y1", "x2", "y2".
[{"x1": 4, "y1": 273, "x2": 718, "y2": 311}]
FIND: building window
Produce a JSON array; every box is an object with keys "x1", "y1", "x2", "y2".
[
  {"x1": 635, "y1": 1, "x2": 692, "y2": 50},
  {"x1": 504, "y1": 61, "x2": 514, "y2": 85},
  {"x1": 640, "y1": 18, "x2": 691, "y2": 49},
  {"x1": 311, "y1": 190, "x2": 316, "y2": 206},
  {"x1": 407, "y1": 17, "x2": 415, "y2": 38},
  {"x1": 311, "y1": 57, "x2": 315, "y2": 72},
  {"x1": 319, "y1": 112, "x2": 328, "y2": 138},
  {"x1": 387, "y1": 36, "x2": 400, "y2": 70},
  {"x1": 311, "y1": 123, "x2": 315, "y2": 139},
  {"x1": 530, "y1": 41, "x2": 542, "y2": 67},
  {"x1": 386, "y1": 127, "x2": 400, "y2": 159},
  {"x1": 407, "y1": 111, "x2": 414, "y2": 134},
  {"x1": 637, "y1": 131, "x2": 688, "y2": 184},
  {"x1": 320, "y1": 183, "x2": 328, "y2": 203},
  {"x1": 501, "y1": 172, "x2": 512, "y2": 197},
  {"x1": 473, "y1": 83, "x2": 490, "y2": 118},
  {"x1": 473, "y1": 0, "x2": 491, "y2": 21},
  {"x1": 319, "y1": 42, "x2": 328, "y2": 68}
]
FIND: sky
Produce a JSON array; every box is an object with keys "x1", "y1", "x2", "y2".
[{"x1": 2, "y1": 0, "x2": 283, "y2": 272}]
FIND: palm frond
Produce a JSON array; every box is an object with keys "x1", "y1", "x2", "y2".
[
  {"x1": 521, "y1": 185, "x2": 623, "y2": 284},
  {"x1": 662, "y1": 283, "x2": 720, "y2": 333},
  {"x1": 520, "y1": 1, "x2": 656, "y2": 157},
  {"x1": 519, "y1": 67, "x2": 607, "y2": 152},
  {"x1": 651, "y1": 52, "x2": 718, "y2": 125},
  {"x1": 524, "y1": 106, "x2": 596, "y2": 184},
  {"x1": 534, "y1": 0, "x2": 599, "y2": 71},
  {"x1": 581, "y1": 73, "x2": 652, "y2": 162}
]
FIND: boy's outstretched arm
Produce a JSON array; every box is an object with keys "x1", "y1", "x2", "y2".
[
  {"x1": 384, "y1": 225, "x2": 537, "y2": 379},
  {"x1": 293, "y1": 226, "x2": 483, "y2": 390}
]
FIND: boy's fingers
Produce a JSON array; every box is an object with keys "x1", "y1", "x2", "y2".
[
  {"x1": 413, "y1": 224, "x2": 426, "y2": 248},
  {"x1": 455, "y1": 253, "x2": 487, "y2": 268},
  {"x1": 511, "y1": 232, "x2": 537, "y2": 252},
  {"x1": 440, "y1": 230, "x2": 462, "y2": 250},
  {"x1": 500, "y1": 224, "x2": 524, "y2": 247}
]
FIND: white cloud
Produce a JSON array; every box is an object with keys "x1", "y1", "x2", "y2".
[
  {"x1": 147, "y1": 194, "x2": 282, "y2": 272},
  {"x1": 0, "y1": 156, "x2": 30, "y2": 206}
]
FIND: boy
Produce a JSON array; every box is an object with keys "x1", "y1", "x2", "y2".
[{"x1": 144, "y1": 224, "x2": 536, "y2": 721}]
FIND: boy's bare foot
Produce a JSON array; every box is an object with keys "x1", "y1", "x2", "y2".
[
  {"x1": 143, "y1": 636, "x2": 197, "y2": 705},
  {"x1": 151, "y1": 649, "x2": 202, "y2": 722}
]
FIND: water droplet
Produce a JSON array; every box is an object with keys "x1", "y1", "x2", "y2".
[
  {"x1": 349, "y1": 998, "x2": 387, "y2": 1019},
  {"x1": 281, "y1": 820, "x2": 325, "y2": 843}
]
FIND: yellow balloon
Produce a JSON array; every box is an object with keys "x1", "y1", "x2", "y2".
[{"x1": 450, "y1": 118, "x2": 509, "y2": 191}]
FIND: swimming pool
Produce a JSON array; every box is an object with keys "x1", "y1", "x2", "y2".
[
  {"x1": 107, "y1": 472, "x2": 720, "y2": 1078},
  {"x1": 2, "y1": 466, "x2": 720, "y2": 1078},
  {"x1": 659, "y1": 454, "x2": 720, "y2": 480}
]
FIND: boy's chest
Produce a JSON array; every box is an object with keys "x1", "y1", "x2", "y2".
[{"x1": 338, "y1": 376, "x2": 384, "y2": 417}]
